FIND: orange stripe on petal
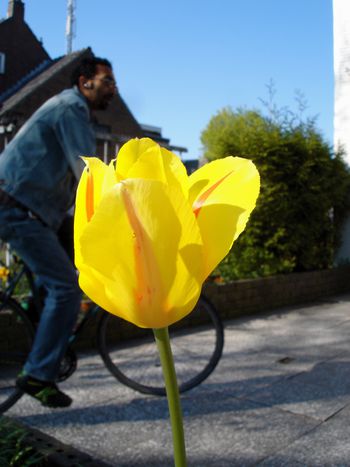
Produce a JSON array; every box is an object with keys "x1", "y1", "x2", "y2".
[
  {"x1": 85, "y1": 170, "x2": 94, "y2": 222},
  {"x1": 192, "y1": 170, "x2": 234, "y2": 217},
  {"x1": 121, "y1": 184, "x2": 152, "y2": 307}
]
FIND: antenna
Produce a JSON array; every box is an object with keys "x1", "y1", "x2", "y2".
[{"x1": 66, "y1": 0, "x2": 76, "y2": 54}]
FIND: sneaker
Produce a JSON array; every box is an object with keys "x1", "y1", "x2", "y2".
[{"x1": 16, "y1": 373, "x2": 72, "y2": 408}]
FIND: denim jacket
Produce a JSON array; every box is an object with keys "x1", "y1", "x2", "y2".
[{"x1": 0, "y1": 87, "x2": 96, "y2": 229}]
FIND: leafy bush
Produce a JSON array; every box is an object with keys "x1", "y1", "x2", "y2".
[{"x1": 201, "y1": 105, "x2": 350, "y2": 280}]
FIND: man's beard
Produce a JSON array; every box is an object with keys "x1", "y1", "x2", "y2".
[{"x1": 94, "y1": 94, "x2": 114, "y2": 110}]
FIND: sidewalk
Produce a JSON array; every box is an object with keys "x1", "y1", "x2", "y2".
[{"x1": 5, "y1": 293, "x2": 350, "y2": 466}]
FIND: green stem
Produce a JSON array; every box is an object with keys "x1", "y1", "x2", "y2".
[{"x1": 153, "y1": 327, "x2": 187, "y2": 467}]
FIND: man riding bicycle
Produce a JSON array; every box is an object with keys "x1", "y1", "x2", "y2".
[{"x1": 0, "y1": 56, "x2": 116, "y2": 408}]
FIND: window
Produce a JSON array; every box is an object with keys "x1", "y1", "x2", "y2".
[{"x1": 0, "y1": 53, "x2": 5, "y2": 74}]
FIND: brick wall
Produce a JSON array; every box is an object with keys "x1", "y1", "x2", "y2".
[
  {"x1": 203, "y1": 266, "x2": 350, "y2": 320},
  {"x1": 71, "y1": 266, "x2": 350, "y2": 351},
  {"x1": 3, "y1": 267, "x2": 350, "y2": 353}
]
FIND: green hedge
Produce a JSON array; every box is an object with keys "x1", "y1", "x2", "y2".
[{"x1": 201, "y1": 106, "x2": 350, "y2": 280}]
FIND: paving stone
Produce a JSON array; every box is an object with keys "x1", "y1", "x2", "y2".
[
  {"x1": 4, "y1": 293, "x2": 350, "y2": 466},
  {"x1": 258, "y1": 404, "x2": 350, "y2": 466},
  {"x1": 242, "y1": 376, "x2": 350, "y2": 421}
]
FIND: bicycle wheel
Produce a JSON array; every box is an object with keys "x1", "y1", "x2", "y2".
[
  {"x1": 97, "y1": 295, "x2": 224, "y2": 396},
  {"x1": 0, "y1": 295, "x2": 34, "y2": 413}
]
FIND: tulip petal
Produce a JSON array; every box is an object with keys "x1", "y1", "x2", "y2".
[
  {"x1": 115, "y1": 138, "x2": 156, "y2": 180},
  {"x1": 77, "y1": 179, "x2": 203, "y2": 328},
  {"x1": 116, "y1": 138, "x2": 188, "y2": 196},
  {"x1": 189, "y1": 157, "x2": 260, "y2": 277},
  {"x1": 74, "y1": 158, "x2": 117, "y2": 269},
  {"x1": 159, "y1": 146, "x2": 189, "y2": 197}
]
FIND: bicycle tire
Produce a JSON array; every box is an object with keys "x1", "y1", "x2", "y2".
[
  {"x1": 0, "y1": 294, "x2": 34, "y2": 413},
  {"x1": 97, "y1": 295, "x2": 224, "y2": 396}
]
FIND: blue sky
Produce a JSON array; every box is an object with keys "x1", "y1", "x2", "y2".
[{"x1": 2, "y1": 0, "x2": 333, "y2": 159}]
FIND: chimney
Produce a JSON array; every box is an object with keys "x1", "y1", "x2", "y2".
[{"x1": 7, "y1": 0, "x2": 25, "y2": 21}]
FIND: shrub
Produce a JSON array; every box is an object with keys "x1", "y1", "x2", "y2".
[{"x1": 201, "y1": 106, "x2": 350, "y2": 280}]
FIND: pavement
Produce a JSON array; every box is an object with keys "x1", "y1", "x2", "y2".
[{"x1": 4, "y1": 293, "x2": 350, "y2": 466}]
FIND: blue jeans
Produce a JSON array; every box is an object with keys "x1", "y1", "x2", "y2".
[{"x1": 0, "y1": 205, "x2": 81, "y2": 381}]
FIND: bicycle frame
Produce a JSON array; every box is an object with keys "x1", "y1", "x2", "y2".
[
  {"x1": 0, "y1": 259, "x2": 36, "y2": 309},
  {"x1": 68, "y1": 302, "x2": 101, "y2": 345}
]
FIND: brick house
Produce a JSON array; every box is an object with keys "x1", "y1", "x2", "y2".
[{"x1": 0, "y1": 0, "x2": 187, "y2": 160}]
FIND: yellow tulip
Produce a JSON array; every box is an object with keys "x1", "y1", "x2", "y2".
[{"x1": 74, "y1": 138, "x2": 260, "y2": 328}]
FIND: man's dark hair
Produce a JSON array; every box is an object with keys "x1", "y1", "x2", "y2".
[{"x1": 71, "y1": 56, "x2": 112, "y2": 86}]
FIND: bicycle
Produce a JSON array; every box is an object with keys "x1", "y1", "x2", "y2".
[{"x1": 0, "y1": 250, "x2": 224, "y2": 413}]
